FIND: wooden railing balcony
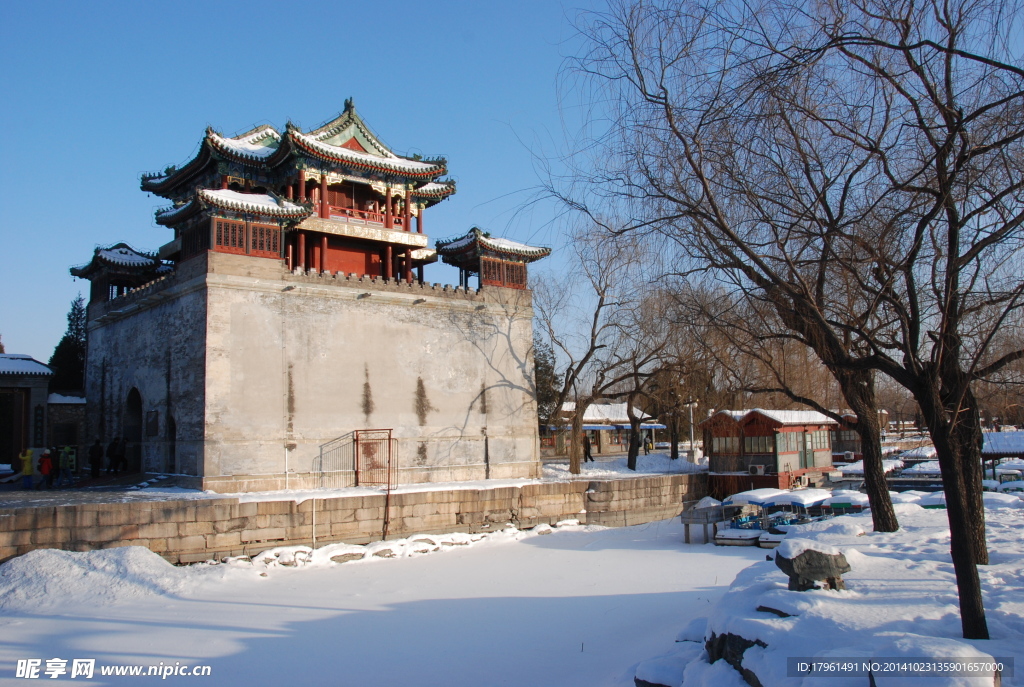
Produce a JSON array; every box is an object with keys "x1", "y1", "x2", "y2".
[{"x1": 328, "y1": 206, "x2": 405, "y2": 229}]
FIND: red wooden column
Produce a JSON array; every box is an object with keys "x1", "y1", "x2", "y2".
[
  {"x1": 321, "y1": 235, "x2": 328, "y2": 273},
  {"x1": 404, "y1": 248, "x2": 413, "y2": 283},
  {"x1": 320, "y1": 175, "x2": 329, "y2": 219},
  {"x1": 221, "y1": 175, "x2": 229, "y2": 190},
  {"x1": 285, "y1": 183, "x2": 293, "y2": 200},
  {"x1": 298, "y1": 231, "x2": 307, "y2": 271},
  {"x1": 286, "y1": 242, "x2": 293, "y2": 271},
  {"x1": 297, "y1": 171, "x2": 306, "y2": 202},
  {"x1": 403, "y1": 190, "x2": 411, "y2": 231},
  {"x1": 417, "y1": 205, "x2": 424, "y2": 234},
  {"x1": 384, "y1": 245, "x2": 393, "y2": 280},
  {"x1": 385, "y1": 186, "x2": 393, "y2": 228}
]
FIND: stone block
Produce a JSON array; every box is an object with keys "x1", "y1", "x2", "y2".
[
  {"x1": 0, "y1": 530, "x2": 32, "y2": 547},
  {"x1": 178, "y1": 551, "x2": 215, "y2": 564},
  {"x1": 241, "y1": 528, "x2": 286, "y2": 543},
  {"x1": 97, "y1": 508, "x2": 136, "y2": 527},
  {"x1": 256, "y1": 501, "x2": 293, "y2": 515},
  {"x1": 138, "y1": 522, "x2": 179, "y2": 539},
  {"x1": 214, "y1": 517, "x2": 255, "y2": 534},
  {"x1": 178, "y1": 521, "x2": 215, "y2": 537},
  {"x1": 196, "y1": 505, "x2": 234, "y2": 522},
  {"x1": 15, "y1": 509, "x2": 55, "y2": 530},
  {"x1": 236, "y1": 502, "x2": 258, "y2": 517},
  {"x1": 167, "y1": 535, "x2": 207, "y2": 551},
  {"x1": 355, "y1": 507, "x2": 382, "y2": 521},
  {"x1": 206, "y1": 532, "x2": 242, "y2": 548}
]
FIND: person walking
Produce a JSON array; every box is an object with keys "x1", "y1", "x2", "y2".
[
  {"x1": 18, "y1": 447, "x2": 34, "y2": 490},
  {"x1": 55, "y1": 446, "x2": 74, "y2": 488},
  {"x1": 37, "y1": 450, "x2": 54, "y2": 490},
  {"x1": 106, "y1": 438, "x2": 119, "y2": 475},
  {"x1": 88, "y1": 439, "x2": 103, "y2": 478},
  {"x1": 583, "y1": 433, "x2": 594, "y2": 463}
]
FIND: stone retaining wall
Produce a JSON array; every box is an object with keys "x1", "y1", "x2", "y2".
[{"x1": 0, "y1": 473, "x2": 705, "y2": 564}]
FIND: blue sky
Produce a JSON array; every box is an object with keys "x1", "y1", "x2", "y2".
[{"x1": 0, "y1": 1, "x2": 600, "y2": 362}]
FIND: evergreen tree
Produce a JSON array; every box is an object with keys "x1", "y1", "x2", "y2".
[
  {"x1": 49, "y1": 295, "x2": 87, "y2": 392},
  {"x1": 533, "y1": 334, "x2": 562, "y2": 425}
]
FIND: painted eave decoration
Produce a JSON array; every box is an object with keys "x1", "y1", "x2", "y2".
[{"x1": 156, "y1": 190, "x2": 313, "y2": 226}]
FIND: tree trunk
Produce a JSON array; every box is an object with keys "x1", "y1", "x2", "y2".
[
  {"x1": 835, "y1": 369, "x2": 898, "y2": 533},
  {"x1": 949, "y1": 386, "x2": 987, "y2": 565},
  {"x1": 569, "y1": 411, "x2": 584, "y2": 475},
  {"x1": 627, "y1": 418, "x2": 641, "y2": 470},
  {"x1": 917, "y1": 392, "x2": 989, "y2": 639},
  {"x1": 669, "y1": 414, "x2": 680, "y2": 460}
]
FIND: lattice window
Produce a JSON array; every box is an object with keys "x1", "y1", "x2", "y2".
[
  {"x1": 181, "y1": 224, "x2": 210, "y2": 260},
  {"x1": 481, "y1": 257, "x2": 503, "y2": 284},
  {"x1": 249, "y1": 224, "x2": 280, "y2": 257},
  {"x1": 504, "y1": 261, "x2": 526, "y2": 288},
  {"x1": 214, "y1": 220, "x2": 246, "y2": 254}
]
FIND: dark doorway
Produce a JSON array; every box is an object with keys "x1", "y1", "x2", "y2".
[
  {"x1": 124, "y1": 388, "x2": 143, "y2": 473},
  {"x1": 0, "y1": 390, "x2": 27, "y2": 466},
  {"x1": 166, "y1": 415, "x2": 176, "y2": 474}
]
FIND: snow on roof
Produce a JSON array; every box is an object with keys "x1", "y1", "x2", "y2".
[
  {"x1": 208, "y1": 127, "x2": 281, "y2": 161},
  {"x1": 97, "y1": 245, "x2": 158, "y2": 267},
  {"x1": 750, "y1": 408, "x2": 837, "y2": 425},
  {"x1": 200, "y1": 189, "x2": 309, "y2": 215},
  {"x1": 412, "y1": 181, "x2": 456, "y2": 198},
  {"x1": 290, "y1": 129, "x2": 444, "y2": 176},
  {"x1": 903, "y1": 460, "x2": 941, "y2": 474},
  {"x1": 560, "y1": 402, "x2": 652, "y2": 424},
  {"x1": 0, "y1": 354, "x2": 52, "y2": 376},
  {"x1": 839, "y1": 459, "x2": 904, "y2": 475},
  {"x1": 723, "y1": 488, "x2": 789, "y2": 506},
  {"x1": 436, "y1": 229, "x2": 551, "y2": 259},
  {"x1": 771, "y1": 489, "x2": 832, "y2": 507},
  {"x1": 48, "y1": 393, "x2": 85, "y2": 404},
  {"x1": 983, "y1": 431, "x2": 1024, "y2": 455},
  {"x1": 900, "y1": 445, "x2": 937, "y2": 460}
]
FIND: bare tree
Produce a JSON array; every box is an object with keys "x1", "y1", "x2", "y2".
[
  {"x1": 534, "y1": 229, "x2": 668, "y2": 473},
  {"x1": 563, "y1": 0, "x2": 1024, "y2": 639}
]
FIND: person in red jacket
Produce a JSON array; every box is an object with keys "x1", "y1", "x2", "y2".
[{"x1": 37, "y1": 450, "x2": 53, "y2": 490}]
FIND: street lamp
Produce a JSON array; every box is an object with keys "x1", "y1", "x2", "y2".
[{"x1": 684, "y1": 400, "x2": 698, "y2": 461}]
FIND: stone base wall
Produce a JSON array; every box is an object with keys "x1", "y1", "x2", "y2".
[{"x1": 0, "y1": 474, "x2": 705, "y2": 564}]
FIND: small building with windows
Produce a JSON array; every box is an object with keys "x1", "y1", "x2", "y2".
[
  {"x1": 70, "y1": 102, "x2": 549, "y2": 492},
  {"x1": 0, "y1": 354, "x2": 53, "y2": 468},
  {"x1": 540, "y1": 402, "x2": 664, "y2": 457},
  {"x1": 701, "y1": 409, "x2": 837, "y2": 497},
  {"x1": 830, "y1": 409, "x2": 889, "y2": 460}
]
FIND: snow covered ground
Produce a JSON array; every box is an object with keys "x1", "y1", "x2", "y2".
[
  {"x1": 637, "y1": 505, "x2": 1024, "y2": 687},
  {"x1": 0, "y1": 518, "x2": 760, "y2": 686}
]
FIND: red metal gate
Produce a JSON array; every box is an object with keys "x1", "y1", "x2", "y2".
[{"x1": 354, "y1": 429, "x2": 396, "y2": 488}]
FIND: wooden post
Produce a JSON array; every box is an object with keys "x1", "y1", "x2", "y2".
[
  {"x1": 285, "y1": 183, "x2": 293, "y2": 200},
  {"x1": 298, "y1": 231, "x2": 306, "y2": 271},
  {"x1": 320, "y1": 175, "x2": 329, "y2": 219},
  {"x1": 418, "y1": 205, "x2": 424, "y2": 234},
  {"x1": 404, "y1": 190, "x2": 411, "y2": 232},
  {"x1": 385, "y1": 186, "x2": 393, "y2": 228},
  {"x1": 298, "y1": 170, "x2": 306, "y2": 202},
  {"x1": 221, "y1": 175, "x2": 229, "y2": 190},
  {"x1": 286, "y1": 242, "x2": 293, "y2": 271},
  {"x1": 321, "y1": 235, "x2": 328, "y2": 273},
  {"x1": 384, "y1": 245, "x2": 393, "y2": 280},
  {"x1": 404, "y1": 248, "x2": 413, "y2": 283},
  {"x1": 417, "y1": 265, "x2": 424, "y2": 283}
]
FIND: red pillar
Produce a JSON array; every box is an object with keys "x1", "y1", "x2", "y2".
[
  {"x1": 385, "y1": 187, "x2": 393, "y2": 228},
  {"x1": 298, "y1": 232, "x2": 306, "y2": 271},
  {"x1": 404, "y1": 190, "x2": 411, "y2": 232},
  {"x1": 418, "y1": 206, "x2": 424, "y2": 234},
  {"x1": 286, "y1": 242, "x2": 293, "y2": 271},
  {"x1": 404, "y1": 248, "x2": 413, "y2": 283},
  {"x1": 321, "y1": 235, "x2": 328, "y2": 273},
  {"x1": 298, "y1": 171, "x2": 306, "y2": 202},
  {"x1": 221, "y1": 175, "x2": 229, "y2": 190},
  {"x1": 320, "y1": 175, "x2": 329, "y2": 219},
  {"x1": 285, "y1": 183, "x2": 293, "y2": 201},
  {"x1": 384, "y1": 245, "x2": 393, "y2": 280}
]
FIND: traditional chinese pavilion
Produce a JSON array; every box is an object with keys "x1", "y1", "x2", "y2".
[
  {"x1": 69, "y1": 103, "x2": 548, "y2": 493},
  {"x1": 436, "y1": 227, "x2": 551, "y2": 290},
  {"x1": 142, "y1": 98, "x2": 454, "y2": 284}
]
